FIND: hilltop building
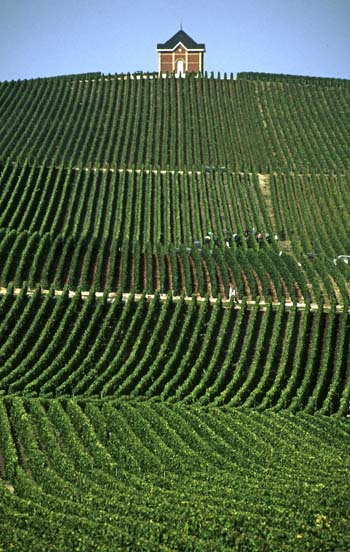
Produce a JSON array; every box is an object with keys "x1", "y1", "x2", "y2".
[{"x1": 157, "y1": 29, "x2": 205, "y2": 77}]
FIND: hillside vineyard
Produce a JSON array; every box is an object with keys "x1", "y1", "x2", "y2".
[
  {"x1": 1, "y1": 71, "x2": 350, "y2": 550},
  {"x1": 0, "y1": 73, "x2": 349, "y2": 171}
]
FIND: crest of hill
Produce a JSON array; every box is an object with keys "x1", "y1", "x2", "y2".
[
  {"x1": 237, "y1": 71, "x2": 350, "y2": 88},
  {"x1": 1, "y1": 71, "x2": 349, "y2": 85}
]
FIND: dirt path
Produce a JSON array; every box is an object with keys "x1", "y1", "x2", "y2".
[
  {"x1": 258, "y1": 173, "x2": 278, "y2": 231},
  {"x1": 0, "y1": 287, "x2": 347, "y2": 313}
]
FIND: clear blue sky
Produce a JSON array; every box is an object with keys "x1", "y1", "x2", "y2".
[{"x1": 0, "y1": 0, "x2": 349, "y2": 81}]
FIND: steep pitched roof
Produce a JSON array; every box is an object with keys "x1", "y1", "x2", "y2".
[{"x1": 157, "y1": 29, "x2": 205, "y2": 51}]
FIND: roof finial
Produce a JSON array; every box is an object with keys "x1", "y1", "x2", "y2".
[{"x1": 180, "y1": 21, "x2": 183, "y2": 30}]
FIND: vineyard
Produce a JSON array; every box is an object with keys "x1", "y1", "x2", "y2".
[
  {"x1": 1, "y1": 162, "x2": 350, "y2": 303},
  {"x1": 1, "y1": 400, "x2": 350, "y2": 551},
  {"x1": 0, "y1": 73, "x2": 349, "y2": 171},
  {"x1": 1, "y1": 70, "x2": 350, "y2": 550}
]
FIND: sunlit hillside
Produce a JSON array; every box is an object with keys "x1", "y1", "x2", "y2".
[{"x1": 1, "y1": 71, "x2": 350, "y2": 550}]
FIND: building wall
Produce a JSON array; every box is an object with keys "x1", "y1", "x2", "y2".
[
  {"x1": 187, "y1": 52, "x2": 202, "y2": 72},
  {"x1": 159, "y1": 47, "x2": 203, "y2": 75},
  {"x1": 160, "y1": 53, "x2": 173, "y2": 73}
]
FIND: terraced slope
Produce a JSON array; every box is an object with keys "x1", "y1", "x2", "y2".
[
  {"x1": 1, "y1": 162, "x2": 350, "y2": 302},
  {"x1": 0, "y1": 73, "x2": 349, "y2": 171},
  {"x1": 0, "y1": 229, "x2": 326, "y2": 300},
  {"x1": 0, "y1": 163, "x2": 275, "y2": 244},
  {"x1": 2, "y1": 162, "x2": 349, "y2": 253},
  {"x1": 1, "y1": 71, "x2": 350, "y2": 550},
  {"x1": 0, "y1": 288, "x2": 349, "y2": 415}
]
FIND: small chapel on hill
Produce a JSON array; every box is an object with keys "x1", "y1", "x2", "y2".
[{"x1": 157, "y1": 29, "x2": 205, "y2": 77}]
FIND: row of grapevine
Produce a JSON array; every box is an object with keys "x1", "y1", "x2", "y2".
[
  {"x1": 2, "y1": 228, "x2": 348, "y2": 301},
  {"x1": 238, "y1": 71, "x2": 350, "y2": 88},
  {"x1": 251, "y1": 79, "x2": 350, "y2": 173},
  {"x1": 270, "y1": 172, "x2": 350, "y2": 258},
  {"x1": 2, "y1": 161, "x2": 350, "y2": 260},
  {"x1": 0, "y1": 74, "x2": 349, "y2": 171},
  {"x1": 0, "y1": 163, "x2": 282, "y2": 245},
  {"x1": 1, "y1": 399, "x2": 349, "y2": 550},
  {"x1": 0, "y1": 287, "x2": 349, "y2": 410}
]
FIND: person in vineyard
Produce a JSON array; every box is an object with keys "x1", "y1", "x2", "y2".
[
  {"x1": 234, "y1": 233, "x2": 242, "y2": 247},
  {"x1": 244, "y1": 229, "x2": 252, "y2": 247},
  {"x1": 229, "y1": 284, "x2": 238, "y2": 303}
]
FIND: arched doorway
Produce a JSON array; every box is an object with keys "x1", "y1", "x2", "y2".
[{"x1": 176, "y1": 59, "x2": 185, "y2": 78}]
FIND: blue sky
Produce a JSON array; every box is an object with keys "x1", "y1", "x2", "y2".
[{"x1": 0, "y1": 0, "x2": 349, "y2": 81}]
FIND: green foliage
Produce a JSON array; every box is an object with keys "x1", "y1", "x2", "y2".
[
  {"x1": 1, "y1": 399, "x2": 350, "y2": 551},
  {"x1": 0, "y1": 74, "x2": 349, "y2": 170},
  {"x1": 1, "y1": 71, "x2": 350, "y2": 550}
]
